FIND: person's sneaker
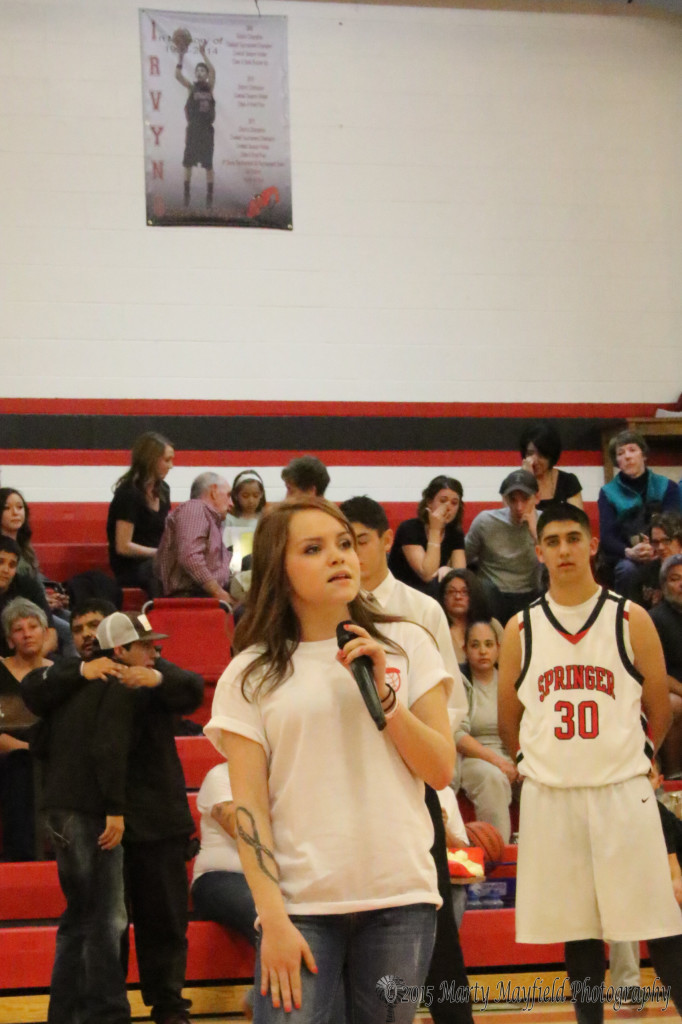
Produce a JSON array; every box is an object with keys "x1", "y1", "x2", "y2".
[{"x1": 619, "y1": 986, "x2": 644, "y2": 1006}]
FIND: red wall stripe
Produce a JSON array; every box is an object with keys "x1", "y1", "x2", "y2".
[
  {"x1": 0, "y1": 399, "x2": 666, "y2": 418},
  {"x1": 0, "y1": 449, "x2": 607, "y2": 466}
]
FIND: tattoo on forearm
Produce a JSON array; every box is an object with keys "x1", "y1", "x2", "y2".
[{"x1": 235, "y1": 806, "x2": 279, "y2": 884}]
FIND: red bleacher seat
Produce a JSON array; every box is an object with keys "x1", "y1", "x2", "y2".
[
  {"x1": 142, "y1": 599, "x2": 233, "y2": 683},
  {"x1": 176, "y1": 736, "x2": 224, "y2": 789},
  {"x1": 121, "y1": 587, "x2": 146, "y2": 611},
  {"x1": 0, "y1": 861, "x2": 64, "y2": 920},
  {"x1": 0, "y1": 921, "x2": 255, "y2": 989}
]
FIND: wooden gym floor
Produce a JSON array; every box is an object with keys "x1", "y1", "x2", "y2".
[{"x1": 1, "y1": 969, "x2": 679, "y2": 1024}]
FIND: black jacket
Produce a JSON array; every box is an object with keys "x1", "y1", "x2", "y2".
[
  {"x1": 23, "y1": 656, "x2": 204, "y2": 841},
  {"x1": 22, "y1": 660, "x2": 137, "y2": 817}
]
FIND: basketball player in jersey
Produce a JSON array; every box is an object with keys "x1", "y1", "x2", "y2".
[
  {"x1": 498, "y1": 503, "x2": 682, "y2": 1024},
  {"x1": 175, "y1": 43, "x2": 216, "y2": 209}
]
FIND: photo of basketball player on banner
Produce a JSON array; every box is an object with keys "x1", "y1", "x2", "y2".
[{"x1": 140, "y1": 9, "x2": 292, "y2": 228}]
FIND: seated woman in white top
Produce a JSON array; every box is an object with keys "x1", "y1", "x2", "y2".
[
  {"x1": 205, "y1": 498, "x2": 454, "y2": 1023},
  {"x1": 191, "y1": 762, "x2": 257, "y2": 1019},
  {"x1": 223, "y1": 470, "x2": 267, "y2": 575},
  {"x1": 455, "y1": 620, "x2": 518, "y2": 842}
]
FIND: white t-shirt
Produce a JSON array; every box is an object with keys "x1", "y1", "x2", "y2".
[
  {"x1": 192, "y1": 763, "x2": 243, "y2": 884},
  {"x1": 370, "y1": 572, "x2": 467, "y2": 735},
  {"x1": 223, "y1": 513, "x2": 260, "y2": 573},
  {"x1": 205, "y1": 619, "x2": 452, "y2": 915}
]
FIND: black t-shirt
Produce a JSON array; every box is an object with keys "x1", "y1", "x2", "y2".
[
  {"x1": 107, "y1": 480, "x2": 170, "y2": 577},
  {"x1": 650, "y1": 600, "x2": 682, "y2": 684},
  {"x1": 388, "y1": 517, "x2": 464, "y2": 595},
  {"x1": 658, "y1": 799, "x2": 682, "y2": 858},
  {"x1": 536, "y1": 470, "x2": 582, "y2": 512}
]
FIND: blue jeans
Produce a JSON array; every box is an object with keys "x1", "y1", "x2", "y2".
[
  {"x1": 45, "y1": 810, "x2": 130, "y2": 1024},
  {"x1": 191, "y1": 870, "x2": 258, "y2": 946},
  {"x1": 253, "y1": 903, "x2": 436, "y2": 1024}
]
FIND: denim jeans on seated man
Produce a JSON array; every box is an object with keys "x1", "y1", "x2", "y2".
[
  {"x1": 191, "y1": 869, "x2": 257, "y2": 946},
  {"x1": 45, "y1": 810, "x2": 130, "y2": 1024},
  {"x1": 252, "y1": 903, "x2": 436, "y2": 1024}
]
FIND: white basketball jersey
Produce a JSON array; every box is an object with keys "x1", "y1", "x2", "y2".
[{"x1": 515, "y1": 588, "x2": 652, "y2": 787}]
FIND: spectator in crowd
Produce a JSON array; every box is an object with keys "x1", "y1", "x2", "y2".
[
  {"x1": 598, "y1": 430, "x2": 681, "y2": 603},
  {"x1": 465, "y1": 470, "x2": 541, "y2": 624},
  {"x1": 643, "y1": 513, "x2": 682, "y2": 606},
  {"x1": 191, "y1": 763, "x2": 257, "y2": 1019},
  {"x1": 0, "y1": 487, "x2": 43, "y2": 579},
  {"x1": 456, "y1": 620, "x2": 517, "y2": 842},
  {"x1": 0, "y1": 537, "x2": 56, "y2": 658},
  {"x1": 651, "y1": 512, "x2": 682, "y2": 566},
  {"x1": 156, "y1": 472, "x2": 234, "y2": 607},
  {"x1": 650, "y1": 554, "x2": 682, "y2": 777},
  {"x1": 388, "y1": 476, "x2": 466, "y2": 596},
  {"x1": 98, "y1": 612, "x2": 203, "y2": 1024},
  {"x1": 0, "y1": 488, "x2": 74, "y2": 654},
  {"x1": 0, "y1": 598, "x2": 52, "y2": 861},
  {"x1": 224, "y1": 470, "x2": 266, "y2": 573},
  {"x1": 69, "y1": 597, "x2": 118, "y2": 659},
  {"x1": 438, "y1": 568, "x2": 503, "y2": 667},
  {"x1": 107, "y1": 432, "x2": 174, "y2": 596},
  {"x1": 519, "y1": 422, "x2": 583, "y2": 511},
  {"x1": 281, "y1": 455, "x2": 330, "y2": 499},
  {"x1": 27, "y1": 610, "x2": 204, "y2": 1024},
  {"x1": 339, "y1": 495, "x2": 462, "y2": 686},
  {"x1": 437, "y1": 785, "x2": 474, "y2": 928},
  {"x1": 340, "y1": 496, "x2": 474, "y2": 1024},
  {"x1": 21, "y1": 607, "x2": 138, "y2": 1024}
]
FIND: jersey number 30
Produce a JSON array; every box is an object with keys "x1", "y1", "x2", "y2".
[{"x1": 554, "y1": 700, "x2": 599, "y2": 740}]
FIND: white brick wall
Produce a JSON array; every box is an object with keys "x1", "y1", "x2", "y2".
[{"x1": 1, "y1": 0, "x2": 680, "y2": 403}]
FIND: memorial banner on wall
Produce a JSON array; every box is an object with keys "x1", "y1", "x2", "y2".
[{"x1": 140, "y1": 9, "x2": 292, "y2": 228}]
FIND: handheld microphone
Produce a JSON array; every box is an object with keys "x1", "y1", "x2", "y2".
[{"x1": 336, "y1": 621, "x2": 386, "y2": 731}]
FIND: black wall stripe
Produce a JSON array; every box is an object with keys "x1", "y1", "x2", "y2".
[{"x1": 0, "y1": 414, "x2": 614, "y2": 452}]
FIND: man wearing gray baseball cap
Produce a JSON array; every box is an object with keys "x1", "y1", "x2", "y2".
[
  {"x1": 25, "y1": 609, "x2": 204, "y2": 1024},
  {"x1": 465, "y1": 470, "x2": 541, "y2": 624},
  {"x1": 94, "y1": 611, "x2": 203, "y2": 1024}
]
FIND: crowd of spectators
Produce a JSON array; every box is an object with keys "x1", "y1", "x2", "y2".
[{"x1": 0, "y1": 426, "x2": 680, "y2": 1022}]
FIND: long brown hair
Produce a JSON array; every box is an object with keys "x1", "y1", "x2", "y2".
[
  {"x1": 114, "y1": 431, "x2": 173, "y2": 497},
  {"x1": 0, "y1": 488, "x2": 38, "y2": 572},
  {"x1": 234, "y1": 498, "x2": 404, "y2": 699}
]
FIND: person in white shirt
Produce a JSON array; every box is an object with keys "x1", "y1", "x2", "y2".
[
  {"x1": 205, "y1": 499, "x2": 454, "y2": 1024},
  {"x1": 340, "y1": 495, "x2": 475, "y2": 1024}
]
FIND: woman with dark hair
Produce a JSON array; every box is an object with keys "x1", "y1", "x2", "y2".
[
  {"x1": 438, "y1": 568, "x2": 503, "y2": 666},
  {"x1": 0, "y1": 488, "x2": 40, "y2": 576},
  {"x1": 0, "y1": 489, "x2": 67, "y2": 653},
  {"x1": 518, "y1": 422, "x2": 583, "y2": 511},
  {"x1": 205, "y1": 498, "x2": 454, "y2": 1023},
  {"x1": 388, "y1": 475, "x2": 466, "y2": 595},
  {"x1": 455, "y1": 620, "x2": 517, "y2": 842},
  {"x1": 106, "y1": 431, "x2": 174, "y2": 595}
]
